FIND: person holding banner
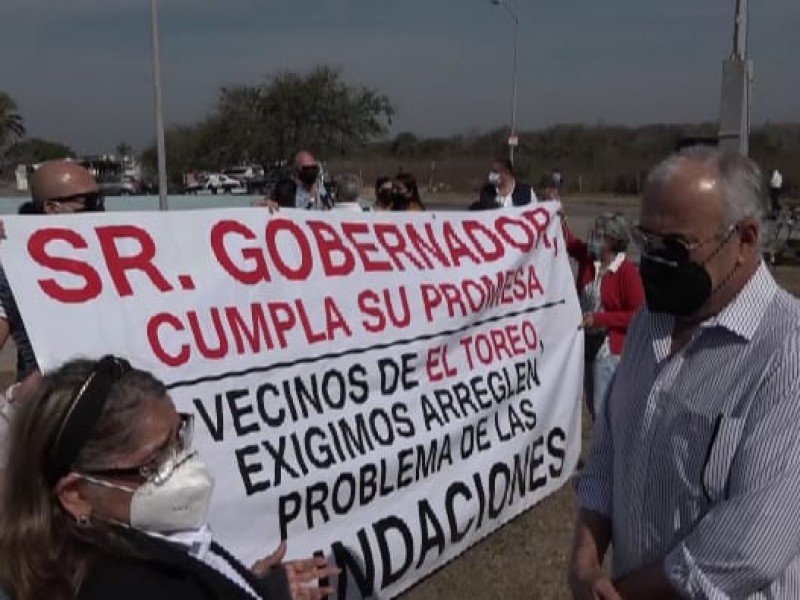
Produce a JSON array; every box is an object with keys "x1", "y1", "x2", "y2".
[
  {"x1": 391, "y1": 172, "x2": 426, "y2": 212},
  {"x1": 0, "y1": 160, "x2": 107, "y2": 492},
  {"x1": 563, "y1": 212, "x2": 643, "y2": 421},
  {"x1": 0, "y1": 356, "x2": 338, "y2": 600},
  {"x1": 0, "y1": 160, "x2": 107, "y2": 469},
  {"x1": 570, "y1": 148, "x2": 800, "y2": 599},
  {"x1": 373, "y1": 176, "x2": 394, "y2": 211},
  {"x1": 293, "y1": 151, "x2": 330, "y2": 210},
  {"x1": 489, "y1": 159, "x2": 538, "y2": 207},
  {"x1": 0, "y1": 160, "x2": 105, "y2": 394},
  {"x1": 331, "y1": 173, "x2": 366, "y2": 212}
]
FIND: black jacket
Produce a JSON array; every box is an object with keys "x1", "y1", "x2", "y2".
[
  {"x1": 511, "y1": 181, "x2": 534, "y2": 206},
  {"x1": 77, "y1": 527, "x2": 291, "y2": 600}
]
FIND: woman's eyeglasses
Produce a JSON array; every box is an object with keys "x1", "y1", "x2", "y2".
[{"x1": 80, "y1": 413, "x2": 195, "y2": 486}]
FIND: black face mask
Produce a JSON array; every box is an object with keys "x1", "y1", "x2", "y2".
[
  {"x1": 389, "y1": 192, "x2": 412, "y2": 211},
  {"x1": 638, "y1": 228, "x2": 736, "y2": 318},
  {"x1": 639, "y1": 254, "x2": 713, "y2": 317},
  {"x1": 376, "y1": 188, "x2": 392, "y2": 205},
  {"x1": 297, "y1": 166, "x2": 320, "y2": 186}
]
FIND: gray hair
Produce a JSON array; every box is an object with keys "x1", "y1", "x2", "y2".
[
  {"x1": 336, "y1": 173, "x2": 362, "y2": 204},
  {"x1": 594, "y1": 212, "x2": 630, "y2": 252},
  {"x1": 645, "y1": 146, "x2": 767, "y2": 227}
]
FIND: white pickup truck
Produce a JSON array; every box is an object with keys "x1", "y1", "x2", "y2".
[{"x1": 186, "y1": 173, "x2": 247, "y2": 195}]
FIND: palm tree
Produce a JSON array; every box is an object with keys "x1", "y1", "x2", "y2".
[{"x1": 0, "y1": 92, "x2": 25, "y2": 149}]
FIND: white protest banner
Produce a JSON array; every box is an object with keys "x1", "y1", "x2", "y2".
[{"x1": 0, "y1": 204, "x2": 583, "y2": 598}]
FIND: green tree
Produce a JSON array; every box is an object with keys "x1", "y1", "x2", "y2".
[
  {"x1": 4, "y1": 138, "x2": 75, "y2": 165},
  {"x1": 0, "y1": 92, "x2": 25, "y2": 150},
  {"x1": 142, "y1": 65, "x2": 394, "y2": 181},
  {"x1": 214, "y1": 65, "x2": 394, "y2": 162}
]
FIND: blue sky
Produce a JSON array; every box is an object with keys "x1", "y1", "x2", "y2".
[{"x1": 3, "y1": 0, "x2": 798, "y2": 154}]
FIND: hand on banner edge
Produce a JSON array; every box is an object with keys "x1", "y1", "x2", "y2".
[
  {"x1": 286, "y1": 555, "x2": 340, "y2": 600},
  {"x1": 251, "y1": 540, "x2": 287, "y2": 576},
  {"x1": 251, "y1": 199, "x2": 280, "y2": 214},
  {"x1": 252, "y1": 541, "x2": 340, "y2": 600}
]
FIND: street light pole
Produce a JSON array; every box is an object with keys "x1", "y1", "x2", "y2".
[
  {"x1": 718, "y1": 0, "x2": 751, "y2": 156},
  {"x1": 491, "y1": 0, "x2": 520, "y2": 166},
  {"x1": 150, "y1": 0, "x2": 169, "y2": 210}
]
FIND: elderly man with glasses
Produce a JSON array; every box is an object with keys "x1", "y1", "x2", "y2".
[{"x1": 569, "y1": 147, "x2": 800, "y2": 599}]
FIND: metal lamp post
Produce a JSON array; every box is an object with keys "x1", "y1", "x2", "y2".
[
  {"x1": 490, "y1": 0, "x2": 520, "y2": 165},
  {"x1": 150, "y1": 0, "x2": 169, "y2": 210},
  {"x1": 718, "y1": 0, "x2": 752, "y2": 156}
]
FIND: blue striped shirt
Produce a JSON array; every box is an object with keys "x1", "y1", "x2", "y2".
[{"x1": 576, "y1": 262, "x2": 800, "y2": 599}]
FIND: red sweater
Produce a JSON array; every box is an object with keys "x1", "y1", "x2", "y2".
[{"x1": 565, "y1": 227, "x2": 645, "y2": 356}]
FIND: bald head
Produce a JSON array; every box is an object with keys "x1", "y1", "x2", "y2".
[
  {"x1": 639, "y1": 147, "x2": 764, "y2": 321},
  {"x1": 642, "y1": 158, "x2": 725, "y2": 241},
  {"x1": 294, "y1": 150, "x2": 321, "y2": 191},
  {"x1": 294, "y1": 151, "x2": 316, "y2": 170},
  {"x1": 30, "y1": 160, "x2": 101, "y2": 214},
  {"x1": 644, "y1": 147, "x2": 766, "y2": 230}
]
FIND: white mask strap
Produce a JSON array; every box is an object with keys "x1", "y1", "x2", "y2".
[{"x1": 79, "y1": 474, "x2": 137, "y2": 495}]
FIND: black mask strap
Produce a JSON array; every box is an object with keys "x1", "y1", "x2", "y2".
[
  {"x1": 699, "y1": 224, "x2": 738, "y2": 268},
  {"x1": 47, "y1": 355, "x2": 131, "y2": 485}
]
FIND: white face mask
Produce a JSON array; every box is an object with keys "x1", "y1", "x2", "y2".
[
  {"x1": 488, "y1": 171, "x2": 501, "y2": 185},
  {"x1": 82, "y1": 450, "x2": 215, "y2": 534}
]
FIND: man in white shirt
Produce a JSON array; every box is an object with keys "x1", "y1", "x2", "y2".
[{"x1": 488, "y1": 159, "x2": 538, "y2": 208}]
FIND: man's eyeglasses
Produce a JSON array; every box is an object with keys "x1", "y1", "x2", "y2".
[
  {"x1": 80, "y1": 413, "x2": 195, "y2": 486},
  {"x1": 630, "y1": 225, "x2": 735, "y2": 262}
]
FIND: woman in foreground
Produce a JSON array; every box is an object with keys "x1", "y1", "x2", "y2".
[{"x1": 0, "y1": 356, "x2": 338, "y2": 600}]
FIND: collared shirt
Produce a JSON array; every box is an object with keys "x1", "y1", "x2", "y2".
[
  {"x1": 294, "y1": 184, "x2": 317, "y2": 210},
  {"x1": 331, "y1": 200, "x2": 364, "y2": 212},
  {"x1": 576, "y1": 262, "x2": 800, "y2": 599},
  {"x1": 580, "y1": 253, "x2": 626, "y2": 360},
  {"x1": 295, "y1": 181, "x2": 331, "y2": 210},
  {"x1": 498, "y1": 184, "x2": 538, "y2": 208}
]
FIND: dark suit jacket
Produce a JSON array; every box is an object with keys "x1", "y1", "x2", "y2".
[
  {"x1": 77, "y1": 527, "x2": 291, "y2": 600},
  {"x1": 511, "y1": 181, "x2": 534, "y2": 206}
]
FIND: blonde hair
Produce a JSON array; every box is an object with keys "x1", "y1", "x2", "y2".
[{"x1": 0, "y1": 358, "x2": 168, "y2": 600}]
